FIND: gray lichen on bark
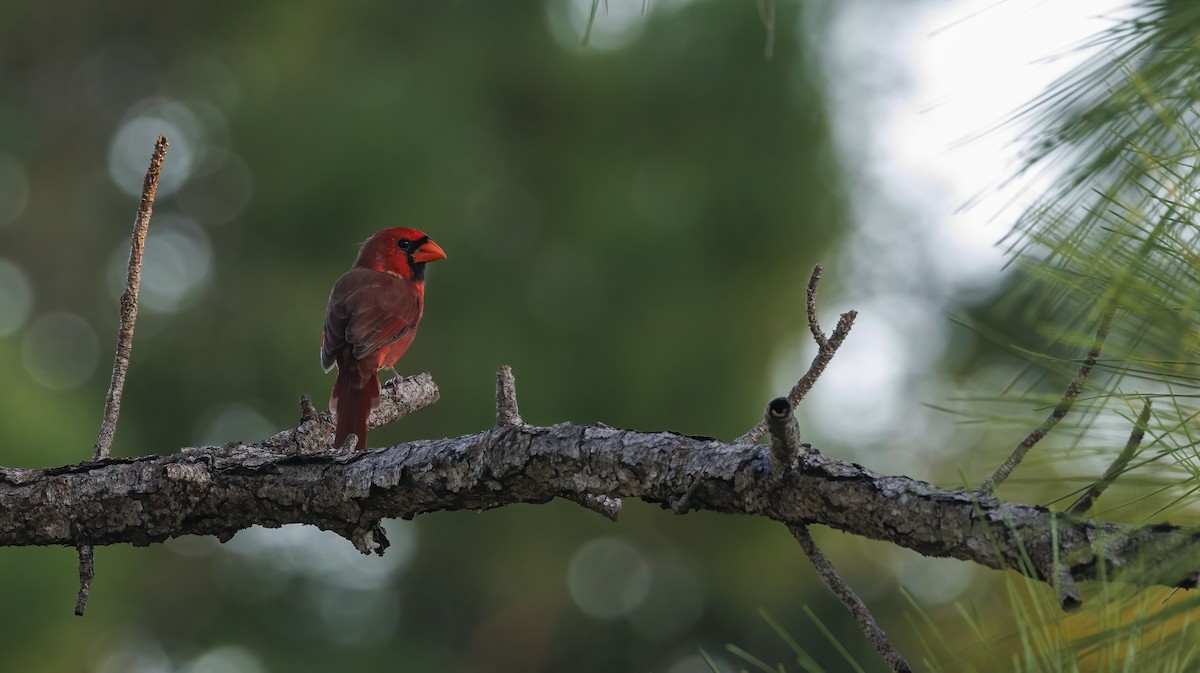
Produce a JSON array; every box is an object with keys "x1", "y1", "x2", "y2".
[{"x1": 1, "y1": 374, "x2": 1197, "y2": 594}]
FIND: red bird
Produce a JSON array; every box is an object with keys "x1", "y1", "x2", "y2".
[{"x1": 321, "y1": 228, "x2": 447, "y2": 450}]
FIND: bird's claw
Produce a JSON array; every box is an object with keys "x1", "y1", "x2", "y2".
[{"x1": 383, "y1": 368, "x2": 403, "y2": 389}]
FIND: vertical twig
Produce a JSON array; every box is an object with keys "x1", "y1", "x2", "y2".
[
  {"x1": 737, "y1": 265, "x2": 856, "y2": 444},
  {"x1": 981, "y1": 304, "x2": 1117, "y2": 494},
  {"x1": 93, "y1": 135, "x2": 167, "y2": 461},
  {"x1": 73, "y1": 543, "x2": 94, "y2": 616},
  {"x1": 496, "y1": 365, "x2": 621, "y2": 520},
  {"x1": 496, "y1": 365, "x2": 524, "y2": 427},
  {"x1": 76, "y1": 135, "x2": 167, "y2": 616}
]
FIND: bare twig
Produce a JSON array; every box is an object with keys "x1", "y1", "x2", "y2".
[
  {"x1": 93, "y1": 135, "x2": 166, "y2": 461},
  {"x1": 496, "y1": 365, "x2": 524, "y2": 427},
  {"x1": 495, "y1": 365, "x2": 620, "y2": 518},
  {"x1": 981, "y1": 304, "x2": 1117, "y2": 494},
  {"x1": 563, "y1": 493, "x2": 622, "y2": 521},
  {"x1": 737, "y1": 264, "x2": 857, "y2": 444},
  {"x1": 1068, "y1": 397, "x2": 1151, "y2": 516},
  {"x1": 76, "y1": 135, "x2": 167, "y2": 616},
  {"x1": 73, "y1": 543, "x2": 94, "y2": 616},
  {"x1": 805, "y1": 263, "x2": 830, "y2": 348},
  {"x1": 790, "y1": 525, "x2": 912, "y2": 672},
  {"x1": 766, "y1": 396, "x2": 910, "y2": 672}
]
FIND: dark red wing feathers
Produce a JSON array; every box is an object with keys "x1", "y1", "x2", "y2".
[
  {"x1": 323, "y1": 267, "x2": 424, "y2": 449},
  {"x1": 322, "y1": 269, "x2": 423, "y2": 371}
]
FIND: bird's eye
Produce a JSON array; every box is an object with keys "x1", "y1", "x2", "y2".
[{"x1": 397, "y1": 239, "x2": 412, "y2": 250}]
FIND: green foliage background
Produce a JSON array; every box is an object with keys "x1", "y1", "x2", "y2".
[
  {"x1": 0, "y1": 2, "x2": 863, "y2": 671},
  {"x1": 4, "y1": 1, "x2": 1200, "y2": 671}
]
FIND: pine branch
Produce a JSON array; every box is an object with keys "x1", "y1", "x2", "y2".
[{"x1": 1, "y1": 372, "x2": 1197, "y2": 598}]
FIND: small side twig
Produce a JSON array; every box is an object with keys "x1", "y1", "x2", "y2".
[
  {"x1": 737, "y1": 264, "x2": 856, "y2": 444},
  {"x1": 496, "y1": 365, "x2": 621, "y2": 518},
  {"x1": 496, "y1": 365, "x2": 524, "y2": 427},
  {"x1": 765, "y1": 400, "x2": 909, "y2": 672},
  {"x1": 73, "y1": 543, "x2": 94, "y2": 616},
  {"x1": 77, "y1": 134, "x2": 167, "y2": 616},
  {"x1": 563, "y1": 493, "x2": 622, "y2": 521},
  {"x1": 981, "y1": 304, "x2": 1117, "y2": 494},
  {"x1": 1068, "y1": 397, "x2": 1151, "y2": 516},
  {"x1": 790, "y1": 524, "x2": 912, "y2": 673}
]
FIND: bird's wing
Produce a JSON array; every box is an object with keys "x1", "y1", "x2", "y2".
[{"x1": 321, "y1": 268, "x2": 422, "y2": 371}]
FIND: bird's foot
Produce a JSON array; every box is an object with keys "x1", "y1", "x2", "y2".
[{"x1": 383, "y1": 368, "x2": 403, "y2": 389}]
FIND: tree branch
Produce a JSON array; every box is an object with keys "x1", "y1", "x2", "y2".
[{"x1": 2, "y1": 379, "x2": 1197, "y2": 598}]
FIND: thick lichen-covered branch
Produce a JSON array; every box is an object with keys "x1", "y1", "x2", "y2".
[{"x1": 0, "y1": 378, "x2": 1196, "y2": 595}]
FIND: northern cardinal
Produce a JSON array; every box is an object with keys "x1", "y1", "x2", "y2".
[{"x1": 321, "y1": 228, "x2": 447, "y2": 450}]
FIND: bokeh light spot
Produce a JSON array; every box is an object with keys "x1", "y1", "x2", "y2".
[
  {"x1": 195, "y1": 403, "x2": 275, "y2": 445},
  {"x1": 567, "y1": 537, "x2": 651, "y2": 619},
  {"x1": 109, "y1": 99, "x2": 202, "y2": 198},
  {"x1": 313, "y1": 583, "x2": 402, "y2": 646},
  {"x1": 21, "y1": 312, "x2": 99, "y2": 390},
  {"x1": 894, "y1": 551, "x2": 975, "y2": 605},
  {"x1": 0, "y1": 259, "x2": 34, "y2": 337},
  {"x1": 0, "y1": 152, "x2": 30, "y2": 226},
  {"x1": 225, "y1": 523, "x2": 416, "y2": 591},
  {"x1": 179, "y1": 646, "x2": 264, "y2": 673},
  {"x1": 220, "y1": 523, "x2": 416, "y2": 642},
  {"x1": 95, "y1": 634, "x2": 170, "y2": 673},
  {"x1": 545, "y1": 0, "x2": 650, "y2": 52}
]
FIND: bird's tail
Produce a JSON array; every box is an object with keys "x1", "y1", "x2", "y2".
[{"x1": 331, "y1": 359, "x2": 380, "y2": 451}]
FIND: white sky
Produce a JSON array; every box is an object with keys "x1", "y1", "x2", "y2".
[{"x1": 789, "y1": 0, "x2": 1135, "y2": 470}]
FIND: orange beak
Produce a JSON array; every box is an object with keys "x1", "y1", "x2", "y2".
[{"x1": 412, "y1": 239, "x2": 448, "y2": 263}]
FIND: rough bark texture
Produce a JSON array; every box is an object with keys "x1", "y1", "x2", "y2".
[{"x1": 1, "y1": 374, "x2": 1197, "y2": 592}]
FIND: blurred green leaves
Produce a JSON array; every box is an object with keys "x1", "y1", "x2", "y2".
[{"x1": 0, "y1": 1, "x2": 853, "y2": 672}]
